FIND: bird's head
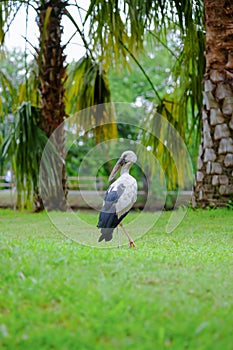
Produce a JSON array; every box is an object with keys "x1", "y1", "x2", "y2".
[{"x1": 108, "y1": 150, "x2": 137, "y2": 182}]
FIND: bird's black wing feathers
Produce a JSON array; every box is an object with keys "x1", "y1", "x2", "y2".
[
  {"x1": 104, "y1": 183, "x2": 126, "y2": 202},
  {"x1": 97, "y1": 183, "x2": 126, "y2": 242}
]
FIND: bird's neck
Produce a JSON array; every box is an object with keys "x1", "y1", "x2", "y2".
[{"x1": 120, "y1": 163, "x2": 131, "y2": 176}]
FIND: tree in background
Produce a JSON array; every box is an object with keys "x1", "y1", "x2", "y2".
[
  {"x1": 193, "y1": 0, "x2": 233, "y2": 207},
  {"x1": 36, "y1": 0, "x2": 68, "y2": 210},
  {"x1": 0, "y1": 1, "x2": 115, "y2": 210},
  {"x1": 0, "y1": 1, "x2": 69, "y2": 210}
]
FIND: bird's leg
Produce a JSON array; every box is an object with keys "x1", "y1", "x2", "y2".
[
  {"x1": 117, "y1": 226, "x2": 121, "y2": 248},
  {"x1": 119, "y1": 223, "x2": 136, "y2": 248}
]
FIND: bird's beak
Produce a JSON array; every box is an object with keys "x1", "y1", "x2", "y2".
[{"x1": 108, "y1": 157, "x2": 124, "y2": 182}]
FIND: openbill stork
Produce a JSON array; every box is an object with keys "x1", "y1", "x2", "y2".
[{"x1": 97, "y1": 150, "x2": 137, "y2": 248}]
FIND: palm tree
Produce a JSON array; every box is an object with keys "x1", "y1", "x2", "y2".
[
  {"x1": 1, "y1": 1, "x2": 115, "y2": 210},
  {"x1": 193, "y1": 0, "x2": 233, "y2": 207},
  {"x1": 0, "y1": 1, "x2": 68, "y2": 210},
  {"x1": 36, "y1": 0, "x2": 68, "y2": 210}
]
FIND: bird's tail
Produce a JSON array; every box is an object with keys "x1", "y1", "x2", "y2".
[{"x1": 98, "y1": 228, "x2": 114, "y2": 242}]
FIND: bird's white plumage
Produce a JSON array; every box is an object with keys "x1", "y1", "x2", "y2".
[{"x1": 106, "y1": 173, "x2": 137, "y2": 218}]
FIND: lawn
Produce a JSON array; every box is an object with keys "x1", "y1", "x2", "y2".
[{"x1": 0, "y1": 208, "x2": 232, "y2": 350}]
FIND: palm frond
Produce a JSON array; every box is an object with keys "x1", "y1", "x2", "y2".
[
  {"x1": 0, "y1": 1, "x2": 23, "y2": 45},
  {"x1": 1, "y1": 102, "x2": 59, "y2": 209},
  {"x1": 18, "y1": 61, "x2": 40, "y2": 107},
  {"x1": 139, "y1": 107, "x2": 194, "y2": 190},
  {"x1": 86, "y1": 0, "x2": 148, "y2": 67},
  {"x1": 0, "y1": 64, "x2": 15, "y2": 117},
  {"x1": 0, "y1": 49, "x2": 39, "y2": 119},
  {"x1": 86, "y1": 0, "x2": 204, "y2": 138},
  {"x1": 65, "y1": 56, "x2": 117, "y2": 143}
]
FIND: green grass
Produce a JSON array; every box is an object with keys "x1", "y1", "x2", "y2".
[{"x1": 0, "y1": 208, "x2": 232, "y2": 350}]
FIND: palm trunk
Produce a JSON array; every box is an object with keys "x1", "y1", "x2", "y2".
[
  {"x1": 193, "y1": 0, "x2": 233, "y2": 207},
  {"x1": 36, "y1": 0, "x2": 67, "y2": 211}
]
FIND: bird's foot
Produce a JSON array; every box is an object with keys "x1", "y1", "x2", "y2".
[{"x1": 129, "y1": 240, "x2": 136, "y2": 248}]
